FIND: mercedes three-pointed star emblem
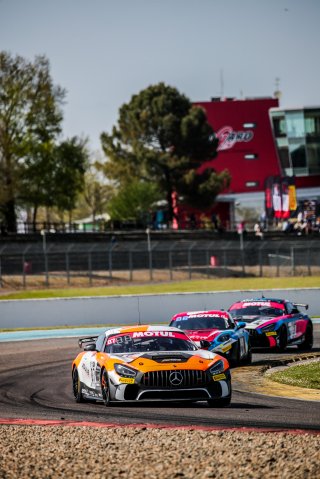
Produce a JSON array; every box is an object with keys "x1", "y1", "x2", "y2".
[{"x1": 169, "y1": 371, "x2": 183, "y2": 386}]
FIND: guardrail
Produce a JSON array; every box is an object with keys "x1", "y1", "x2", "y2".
[{"x1": 0, "y1": 288, "x2": 319, "y2": 329}]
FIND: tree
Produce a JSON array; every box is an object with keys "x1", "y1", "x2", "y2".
[
  {"x1": 19, "y1": 136, "x2": 88, "y2": 228},
  {"x1": 80, "y1": 161, "x2": 113, "y2": 222},
  {"x1": 0, "y1": 51, "x2": 65, "y2": 231},
  {"x1": 100, "y1": 82, "x2": 230, "y2": 223},
  {"x1": 107, "y1": 180, "x2": 161, "y2": 225}
]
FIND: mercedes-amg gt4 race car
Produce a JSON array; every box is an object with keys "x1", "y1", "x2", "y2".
[
  {"x1": 72, "y1": 325, "x2": 232, "y2": 407},
  {"x1": 169, "y1": 310, "x2": 251, "y2": 366},
  {"x1": 228, "y1": 297, "x2": 313, "y2": 351}
]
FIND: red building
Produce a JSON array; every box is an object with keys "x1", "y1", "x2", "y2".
[{"x1": 189, "y1": 97, "x2": 320, "y2": 229}]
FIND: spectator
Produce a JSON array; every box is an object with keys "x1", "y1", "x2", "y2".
[{"x1": 254, "y1": 222, "x2": 264, "y2": 239}]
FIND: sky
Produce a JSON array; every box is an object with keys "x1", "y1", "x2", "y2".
[{"x1": 1, "y1": 0, "x2": 320, "y2": 153}]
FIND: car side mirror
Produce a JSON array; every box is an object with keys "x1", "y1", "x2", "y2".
[
  {"x1": 200, "y1": 340, "x2": 211, "y2": 349},
  {"x1": 235, "y1": 321, "x2": 246, "y2": 329},
  {"x1": 84, "y1": 343, "x2": 96, "y2": 351}
]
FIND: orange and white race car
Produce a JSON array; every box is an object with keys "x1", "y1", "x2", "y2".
[{"x1": 72, "y1": 325, "x2": 231, "y2": 407}]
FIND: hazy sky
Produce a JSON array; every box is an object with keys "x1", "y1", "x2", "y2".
[{"x1": 1, "y1": 0, "x2": 320, "y2": 152}]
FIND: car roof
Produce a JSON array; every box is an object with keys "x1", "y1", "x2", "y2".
[
  {"x1": 171, "y1": 310, "x2": 231, "y2": 320},
  {"x1": 236, "y1": 298, "x2": 286, "y2": 304},
  {"x1": 104, "y1": 324, "x2": 184, "y2": 338}
]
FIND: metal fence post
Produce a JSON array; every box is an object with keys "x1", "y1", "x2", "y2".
[
  {"x1": 188, "y1": 242, "x2": 196, "y2": 279},
  {"x1": 0, "y1": 256, "x2": 2, "y2": 288},
  {"x1": 308, "y1": 247, "x2": 311, "y2": 276},
  {"x1": 22, "y1": 254, "x2": 26, "y2": 289},
  {"x1": 168, "y1": 242, "x2": 177, "y2": 281},
  {"x1": 108, "y1": 239, "x2": 117, "y2": 280},
  {"x1": 129, "y1": 248, "x2": 133, "y2": 281},
  {"x1": 223, "y1": 250, "x2": 227, "y2": 277},
  {"x1": 66, "y1": 251, "x2": 70, "y2": 285},
  {"x1": 169, "y1": 250, "x2": 173, "y2": 280},
  {"x1": 88, "y1": 251, "x2": 92, "y2": 286},
  {"x1": 259, "y1": 246, "x2": 263, "y2": 277},
  {"x1": 146, "y1": 228, "x2": 153, "y2": 281},
  {"x1": 88, "y1": 245, "x2": 96, "y2": 286},
  {"x1": 291, "y1": 246, "x2": 295, "y2": 276}
]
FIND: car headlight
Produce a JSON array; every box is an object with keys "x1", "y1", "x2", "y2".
[
  {"x1": 114, "y1": 363, "x2": 138, "y2": 377},
  {"x1": 209, "y1": 360, "x2": 225, "y2": 375},
  {"x1": 261, "y1": 324, "x2": 276, "y2": 333}
]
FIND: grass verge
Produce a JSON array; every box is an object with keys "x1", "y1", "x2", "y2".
[
  {"x1": 1, "y1": 276, "x2": 320, "y2": 300},
  {"x1": 269, "y1": 361, "x2": 320, "y2": 390}
]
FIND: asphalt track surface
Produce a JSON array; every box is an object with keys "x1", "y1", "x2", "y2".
[{"x1": 0, "y1": 327, "x2": 319, "y2": 432}]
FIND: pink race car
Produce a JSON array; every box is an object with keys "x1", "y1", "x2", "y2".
[{"x1": 228, "y1": 297, "x2": 313, "y2": 351}]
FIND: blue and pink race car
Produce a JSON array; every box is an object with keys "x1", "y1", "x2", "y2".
[
  {"x1": 228, "y1": 297, "x2": 313, "y2": 351},
  {"x1": 169, "y1": 310, "x2": 252, "y2": 366}
]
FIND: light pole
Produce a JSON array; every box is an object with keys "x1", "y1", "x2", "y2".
[{"x1": 40, "y1": 229, "x2": 46, "y2": 253}]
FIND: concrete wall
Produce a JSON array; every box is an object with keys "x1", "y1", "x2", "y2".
[{"x1": 0, "y1": 288, "x2": 319, "y2": 329}]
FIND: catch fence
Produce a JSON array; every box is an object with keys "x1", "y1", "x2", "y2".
[{"x1": 0, "y1": 239, "x2": 319, "y2": 289}]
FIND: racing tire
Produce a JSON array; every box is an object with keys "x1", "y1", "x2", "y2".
[
  {"x1": 72, "y1": 367, "x2": 85, "y2": 403},
  {"x1": 277, "y1": 325, "x2": 288, "y2": 352},
  {"x1": 242, "y1": 342, "x2": 252, "y2": 365},
  {"x1": 101, "y1": 370, "x2": 113, "y2": 406},
  {"x1": 298, "y1": 323, "x2": 313, "y2": 351}
]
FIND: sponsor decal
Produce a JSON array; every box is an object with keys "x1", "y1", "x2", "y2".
[
  {"x1": 221, "y1": 344, "x2": 232, "y2": 353},
  {"x1": 288, "y1": 322, "x2": 297, "y2": 339},
  {"x1": 242, "y1": 301, "x2": 271, "y2": 307},
  {"x1": 265, "y1": 332, "x2": 277, "y2": 336},
  {"x1": 119, "y1": 377, "x2": 135, "y2": 384},
  {"x1": 213, "y1": 373, "x2": 226, "y2": 381},
  {"x1": 212, "y1": 126, "x2": 254, "y2": 151},
  {"x1": 107, "y1": 331, "x2": 184, "y2": 345},
  {"x1": 81, "y1": 363, "x2": 90, "y2": 376}
]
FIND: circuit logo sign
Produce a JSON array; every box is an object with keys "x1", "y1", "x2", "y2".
[{"x1": 211, "y1": 126, "x2": 254, "y2": 151}]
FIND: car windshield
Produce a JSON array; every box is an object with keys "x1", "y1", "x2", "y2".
[
  {"x1": 230, "y1": 305, "x2": 284, "y2": 322},
  {"x1": 104, "y1": 331, "x2": 197, "y2": 353},
  {"x1": 170, "y1": 315, "x2": 229, "y2": 331}
]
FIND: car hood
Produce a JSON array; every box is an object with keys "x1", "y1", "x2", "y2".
[
  {"x1": 183, "y1": 329, "x2": 222, "y2": 342},
  {"x1": 109, "y1": 349, "x2": 217, "y2": 364},
  {"x1": 244, "y1": 317, "x2": 278, "y2": 329}
]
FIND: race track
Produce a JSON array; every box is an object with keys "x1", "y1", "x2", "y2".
[{"x1": 0, "y1": 327, "x2": 319, "y2": 431}]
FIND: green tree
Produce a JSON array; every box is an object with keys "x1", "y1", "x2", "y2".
[
  {"x1": 107, "y1": 180, "x2": 161, "y2": 225},
  {"x1": 81, "y1": 163, "x2": 113, "y2": 222},
  {"x1": 20, "y1": 137, "x2": 88, "y2": 228},
  {"x1": 0, "y1": 51, "x2": 65, "y2": 231},
  {"x1": 101, "y1": 82, "x2": 230, "y2": 223}
]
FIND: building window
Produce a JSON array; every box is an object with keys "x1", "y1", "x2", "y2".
[
  {"x1": 305, "y1": 110, "x2": 320, "y2": 138},
  {"x1": 285, "y1": 111, "x2": 305, "y2": 139},
  {"x1": 306, "y1": 142, "x2": 320, "y2": 175},
  {"x1": 270, "y1": 110, "x2": 287, "y2": 138},
  {"x1": 243, "y1": 122, "x2": 256, "y2": 128}
]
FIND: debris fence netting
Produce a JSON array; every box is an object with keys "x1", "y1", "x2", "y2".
[{"x1": 0, "y1": 239, "x2": 319, "y2": 289}]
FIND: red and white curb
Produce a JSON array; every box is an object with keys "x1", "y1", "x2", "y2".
[{"x1": 0, "y1": 418, "x2": 319, "y2": 435}]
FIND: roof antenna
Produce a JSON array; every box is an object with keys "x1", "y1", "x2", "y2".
[{"x1": 137, "y1": 296, "x2": 141, "y2": 325}]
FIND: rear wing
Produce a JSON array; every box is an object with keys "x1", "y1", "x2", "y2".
[
  {"x1": 78, "y1": 336, "x2": 99, "y2": 349},
  {"x1": 294, "y1": 303, "x2": 309, "y2": 310}
]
